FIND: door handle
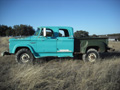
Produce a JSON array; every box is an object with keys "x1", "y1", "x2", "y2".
[
  {"x1": 42, "y1": 39, "x2": 45, "y2": 41},
  {"x1": 68, "y1": 37, "x2": 73, "y2": 39}
]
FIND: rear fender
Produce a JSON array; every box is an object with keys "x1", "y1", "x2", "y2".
[{"x1": 80, "y1": 41, "x2": 106, "y2": 53}]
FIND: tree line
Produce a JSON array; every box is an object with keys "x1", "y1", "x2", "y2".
[
  {"x1": 0, "y1": 24, "x2": 35, "y2": 36},
  {"x1": 0, "y1": 24, "x2": 91, "y2": 38},
  {"x1": 0, "y1": 24, "x2": 102, "y2": 39},
  {"x1": 1, "y1": 24, "x2": 119, "y2": 39}
]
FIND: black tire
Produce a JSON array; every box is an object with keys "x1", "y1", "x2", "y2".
[
  {"x1": 82, "y1": 48, "x2": 100, "y2": 62},
  {"x1": 15, "y1": 48, "x2": 34, "y2": 64}
]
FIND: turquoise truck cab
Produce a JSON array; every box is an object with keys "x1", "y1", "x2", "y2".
[
  {"x1": 9, "y1": 26, "x2": 74, "y2": 58},
  {"x1": 2, "y1": 26, "x2": 110, "y2": 63}
]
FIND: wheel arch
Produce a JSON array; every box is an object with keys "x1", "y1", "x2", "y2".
[
  {"x1": 85, "y1": 42, "x2": 106, "y2": 53},
  {"x1": 15, "y1": 47, "x2": 30, "y2": 53},
  {"x1": 86, "y1": 46, "x2": 99, "y2": 52},
  {"x1": 13, "y1": 44, "x2": 35, "y2": 55}
]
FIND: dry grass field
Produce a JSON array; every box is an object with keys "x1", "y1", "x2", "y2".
[
  {"x1": 0, "y1": 37, "x2": 120, "y2": 90},
  {"x1": 109, "y1": 41, "x2": 120, "y2": 52}
]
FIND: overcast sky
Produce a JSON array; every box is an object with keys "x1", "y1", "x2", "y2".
[{"x1": 0, "y1": 0, "x2": 120, "y2": 35}]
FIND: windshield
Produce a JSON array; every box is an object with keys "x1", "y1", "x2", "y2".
[{"x1": 34, "y1": 29, "x2": 40, "y2": 36}]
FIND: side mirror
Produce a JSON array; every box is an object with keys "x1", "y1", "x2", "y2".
[{"x1": 43, "y1": 28, "x2": 46, "y2": 37}]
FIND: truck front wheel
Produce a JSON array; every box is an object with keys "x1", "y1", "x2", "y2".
[
  {"x1": 15, "y1": 48, "x2": 34, "y2": 64},
  {"x1": 82, "y1": 49, "x2": 100, "y2": 62}
]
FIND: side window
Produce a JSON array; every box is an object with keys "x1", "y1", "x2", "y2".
[
  {"x1": 40, "y1": 28, "x2": 54, "y2": 37},
  {"x1": 46, "y1": 30, "x2": 53, "y2": 37},
  {"x1": 59, "y1": 29, "x2": 69, "y2": 37}
]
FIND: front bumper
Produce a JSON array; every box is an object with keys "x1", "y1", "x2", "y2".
[{"x1": 1, "y1": 51, "x2": 11, "y2": 56}]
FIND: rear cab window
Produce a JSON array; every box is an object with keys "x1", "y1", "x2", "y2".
[{"x1": 59, "y1": 29, "x2": 69, "y2": 37}]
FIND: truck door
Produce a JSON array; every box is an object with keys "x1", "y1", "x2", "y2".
[
  {"x1": 37, "y1": 29, "x2": 57, "y2": 53},
  {"x1": 57, "y1": 29, "x2": 74, "y2": 57}
]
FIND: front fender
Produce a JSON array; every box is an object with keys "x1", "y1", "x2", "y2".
[{"x1": 12, "y1": 44, "x2": 35, "y2": 54}]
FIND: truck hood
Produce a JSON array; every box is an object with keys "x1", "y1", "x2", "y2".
[{"x1": 9, "y1": 36, "x2": 32, "y2": 41}]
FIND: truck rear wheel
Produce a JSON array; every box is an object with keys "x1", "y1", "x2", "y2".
[
  {"x1": 15, "y1": 48, "x2": 34, "y2": 64},
  {"x1": 82, "y1": 49, "x2": 100, "y2": 62}
]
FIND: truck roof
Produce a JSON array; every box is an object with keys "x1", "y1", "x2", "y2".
[{"x1": 38, "y1": 26, "x2": 73, "y2": 30}]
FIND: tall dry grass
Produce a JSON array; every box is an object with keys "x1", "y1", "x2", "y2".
[
  {"x1": 0, "y1": 37, "x2": 120, "y2": 90},
  {"x1": 9, "y1": 59, "x2": 120, "y2": 90},
  {"x1": 0, "y1": 37, "x2": 9, "y2": 53},
  {"x1": 109, "y1": 41, "x2": 120, "y2": 52}
]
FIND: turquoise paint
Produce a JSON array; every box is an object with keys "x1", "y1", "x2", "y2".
[
  {"x1": 35, "y1": 52, "x2": 73, "y2": 58},
  {"x1": 57, "y1": 37, "x2": 74, "y2": 53},
  {"x1": 37, "y1": 36, "x2": 57, "y2": 53}
]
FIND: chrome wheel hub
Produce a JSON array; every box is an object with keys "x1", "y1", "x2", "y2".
[
  {"x1": 21, "y1": 53, "x2": 30, "y2": 63},
  {"x1": 88, "y1": 53, "x2": 96, "y2": 62}
]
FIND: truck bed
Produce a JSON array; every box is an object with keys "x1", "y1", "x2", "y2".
[{"x1": 74, "y1": 37, "x2": 108, "y2": 53}]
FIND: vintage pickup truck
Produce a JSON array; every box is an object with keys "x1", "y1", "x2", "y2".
[{"x1": 1, "y1": 26, "x2": 110, "y2": 63}]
